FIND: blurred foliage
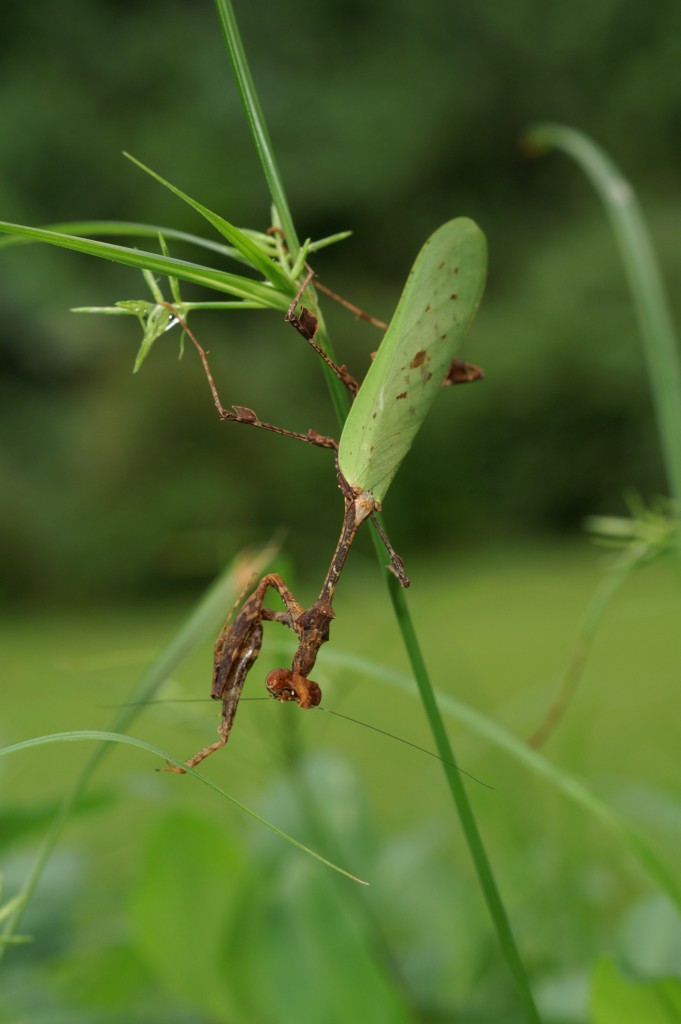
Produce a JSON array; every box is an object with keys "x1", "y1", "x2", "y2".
[
  {"x1": 1, "y1": 0, "x2": 680, "y2": 599},
  {"x1": 1, "y1": 545, "x2": 680, "y2": 1020}
]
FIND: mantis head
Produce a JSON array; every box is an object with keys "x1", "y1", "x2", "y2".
[{"x1": 265, "y1": 668, "x2": 322, "y2": 709}]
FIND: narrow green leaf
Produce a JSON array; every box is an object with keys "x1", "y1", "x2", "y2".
[
  {"x1": 0, "y1": 220, "x2": 240, "y2": 259},
  {"x1": 523, "y1": 124, "x2": 681, "y2": 565},
  {"x1": 155, "y1": 234, "x2": 183, "y2": 307},
  {"x1": 213, "y1": 0, "x2": 300, "y2": 256},
  {"x1": 72, "y1": 300, "x2": 266, "y2": 315},
  {"x1": 289, "y1": 237, "x2": 312, "y2": 282},
  {"x1": 0, "y1": 221, "x2": 290, "y2": 309},
  {"x1": 308, "y1": 230, "x2": 353, "y2": 253},
  {"x1": 339, "y1": 218, "x2": 487, "y2": 502},
  {"x1": 0, "y1": 731, "x2": 367, "y2": 885},
  {"x1": 124, "y1": 153, "x2": 293, "y2": 293},
  {"x1": 71, "y1": 305, "x2": 134, "y2": 315},
  {"x1": 132, "y1": 304, "x2": 177, "y2": 373}
]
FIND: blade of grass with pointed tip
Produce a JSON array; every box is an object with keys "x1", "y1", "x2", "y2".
[
  {"x1": 213, "y1": 0, "x2": 300, "y2": 257},
  {"x1": 0, "y1": 221, "x2": 290, "y2": 309},
  {"x1": 0, "y1": 220, "x2": 240, "y2": 260},
  {"x1": 0, "y1": 732, "x2": 366, "y2": 886},
  {"x1": 522, "y1": 124, "x2": 681, "y2": 564},
  {"x1": 132, "y1": 304, "x2": 177, "y2": 373},
  {"x1": 0, "y1": 220, "x2": 351, "y2": 263},
  {"x1": 124, "y1": 153, "x2": 294, "y2": 294},
  {"x1": 339, "y1": 218, "x2": 487, "y2": 503}
]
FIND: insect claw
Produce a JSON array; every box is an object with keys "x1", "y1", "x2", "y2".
[{"x1": 158, "y1": 760, "x2": 187, "y2": 774}]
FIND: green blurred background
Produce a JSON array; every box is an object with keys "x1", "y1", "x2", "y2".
[
  {"x1": 2, "y1": 0, "x2": 680, "y2": 602},
  {"x1": 2, "y1": 3, "x2": 681, "y2": 1022}
]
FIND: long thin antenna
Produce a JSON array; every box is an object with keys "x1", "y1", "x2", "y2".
[
  {"x1": 99, "y1": 697, "x2": 492, "y2": 789},
  {"x1": 315, "y1": 706, "x2": 493, "y2": 790}
]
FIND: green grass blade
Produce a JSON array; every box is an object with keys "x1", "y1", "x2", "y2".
[
  {"x1": 213, "y1": 0, "x2": 300, "y2": 257},
  {"x1": 124, "y1": 153, "x2": 294, "y2": 293},
  {"x1": 381, "y1": 563, "x2": 542, "y2": 1023},
  {"x1": 157, "y1": 233, "x2": 183, "y2": 307},
  {"x1": 0, "y1": 221, "x2": 290, "y2": 309},
  {"x1": 212, "y1": 0, "x2": 353, "y2": 421},
  {"x1": 0, "y1": 218, "x2": 350, "y2": 263},
  {"x1": 0, "y1": 543, "x2": 279, "y2": 962},
  {"x1": 0, "y1": 220, "x2": 241, "y2": 260},
  {"x1": 523, "y1": 124, "x2": 681, "y2": 559},
  {"x1": 73, "y1": 300, "x2": 267, "y2": 314},
  {"x1": 131, "y1": 302, "x2": 177, "y2": 373},
  {"x1": 0, "y1": 732, "x2": 367, "y2": 887},
  {"x1": 308, "y1": 230, "x2": 353, "y2": 253}
]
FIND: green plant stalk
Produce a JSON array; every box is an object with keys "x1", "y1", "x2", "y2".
[
  {"x1": 0, "y1": 221, "x2": 290, "y2": 308},
  {"x1": 212, "y1": 0, "x2": 352, "y2": 428},
  {"x1": 213, "y1": 7, "x2": 541, "y2": 1018},
  {"x1": 213, "y1": 0, "x2": 300, "y2": 258},
  {"x1": 0, "y1": 220, "x2": 240, "y2": 258},
  {"x1": 524, "y1": 124, "x2": 681, "y2": 561},
  {"x1": 0, "y1": 544, "x2": 279, "y2": 961},
  {"x1": 0, "y1": 733, "x2": 367, "y2": 882},
  {"x1": 380, "y1": 539, "x2": 542, "y2": 1024}
]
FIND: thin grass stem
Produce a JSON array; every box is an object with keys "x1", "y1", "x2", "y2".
[
  {"x1": 213, "y1": 0, "x2": 300, "y2": 258},
  {"x1": 380, "y1": 546, "x2": 542, "y2": 1023}
]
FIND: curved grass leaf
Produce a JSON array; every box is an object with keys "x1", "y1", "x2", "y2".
[
  {"x1": 339, "y1": 218, "x2": 487, "y2": 503},
  {"x1": 0, "y1": 220, "x2": 351, "y2": 262},
  {"x1": 0, "y1": 221, "x2": 290, "y2": 309},
  {"x1": 124, "y1": 153, "x2": 294, "y2": 294},
  {"x1": 0, "y1": 732, "x2": 367, "y2": 886},
  {"x1": 213, "y1": 0, "x2": 300, "y2": 257},
  {"x1": 522, "y1": 124, "x2": 681, "y2": 562},
  {"x1": 0, "y1": 220, "x2": 240, "y2": 259}
]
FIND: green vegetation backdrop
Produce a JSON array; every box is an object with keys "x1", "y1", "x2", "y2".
[
  {"x1": 2, "y1": 5, "x2": 681, "y2": 1022},
  {"x1": 2, "y1": 0, "x2": 680, "y2": 600}
]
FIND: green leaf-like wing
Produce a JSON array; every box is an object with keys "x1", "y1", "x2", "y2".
[{"x1": 338, "y1": 218, "x2": 487, "y2": 503}]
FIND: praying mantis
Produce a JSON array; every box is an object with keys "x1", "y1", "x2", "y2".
[{"x1": 165, "y1": 217, "x2": 487, "y2": 772}]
